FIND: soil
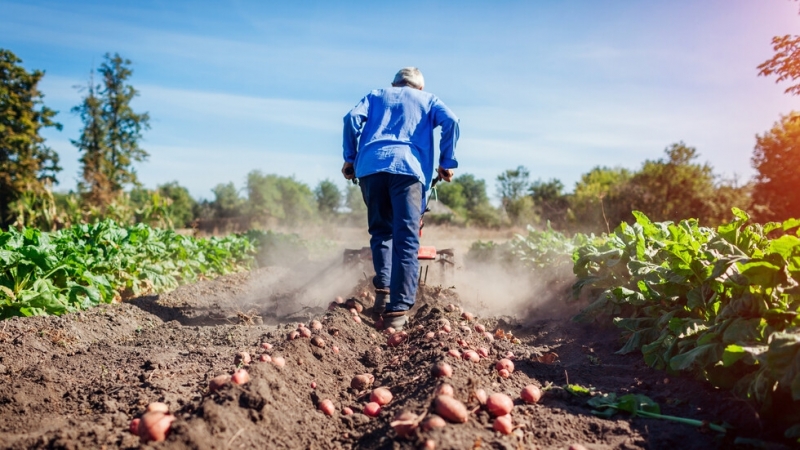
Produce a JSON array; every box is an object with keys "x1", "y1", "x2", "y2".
[{"x1": 0, "y1": 264, "x2": 793, "y2": 450}]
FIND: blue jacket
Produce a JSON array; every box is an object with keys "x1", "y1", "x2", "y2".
[{"x1": 343, "y1": 87, "x2": 459, "y2": 191}]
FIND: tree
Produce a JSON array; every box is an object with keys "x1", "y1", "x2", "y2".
[
  {"x1": 0, "y1": 49, "x2": 62, "y2": 226},
  {"x1": 570, "y1": 166, "x2": 632, "y2": 232},
  {"x1": 211, "y1": 182, "x2": 244, "y2": 218},
  {"x1": 245, "y1": 171, "x2": 316, "y2": 225},
  {"x1": 344, "y1": 184, "x2": 367, "y2": 223},
  {"x1": 156, "y1": 181, "x2": 196, "y2": 227},
  {"x1": 752, "y1": 113, "x2": 800, "y2": 221},
  {"x1": 72, "y1": 53, "x2": 150, "y2": 206},
  {"x1": 529, "y1": 178, "x2": 570, "y2": 228},
  {"x1": 497, "y1": 166, "x2": 534, "y2": 225},
  {"x1": 314, "y1": 179, "x2": 342, "y2": 217},
  {"x1": 758, "y1": 1, "x2": 800, "y2": 96},
  {"x1": 436, "y1": 181, "x2": 466, "y2": 213}
]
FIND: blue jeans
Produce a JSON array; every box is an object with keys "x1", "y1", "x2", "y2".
[{"x1": 359, "y1": 172, "x2": 422, "y2": 313}]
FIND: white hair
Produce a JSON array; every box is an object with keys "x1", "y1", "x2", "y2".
[{"x1": 392, "y1": 67, "x2": 425, "y2": 89}]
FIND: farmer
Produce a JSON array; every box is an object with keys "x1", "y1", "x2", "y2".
[{"x1": 342, "y1": 67, "x2": 460, "y2": 331}]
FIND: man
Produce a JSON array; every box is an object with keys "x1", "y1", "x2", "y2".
[{"x1": 342, "y1": 67, "x2": 460, "y2": 331}]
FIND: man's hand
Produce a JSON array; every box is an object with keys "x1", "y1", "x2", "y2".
[
  {"x1": 342, "y1": 162, "x2": 355, "y2": 180},
  {"x1": 437, "y1": 166, "x2": 454, "y2": 182}
]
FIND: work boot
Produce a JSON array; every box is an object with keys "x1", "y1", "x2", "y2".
[
  {"x1": 382, "y1": 311, "x2": 408, "y2": 331},
  {"x1": 370, "y1": 289, "x2": 390, "y2": 320}
]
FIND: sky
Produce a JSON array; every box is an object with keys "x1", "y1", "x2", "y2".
[{"x1": 1, "y1": 0, "x2": 798, "y2": 201}]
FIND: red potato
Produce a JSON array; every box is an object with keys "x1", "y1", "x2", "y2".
[
  {"x1": 272, "y1": 356, "x2": 286, "y2": 367},
  {"x1": 363, "y1": 402, "x2": 382, "y2": 417},
  {"x1": 493, "y1": 414, "x2": 513, "y2": 435},
  {"x1": 353, "y1": 315, "x2": 362, "y2": 323},
  {"x1": 391, "y1": 410, "x2": 419, "y2": 438},
  {"x1": 328, "y1": 301, "x2": 339, "y2": 311},
  {"x1": 297, "y1": 322, "x2": 305, "y2": 328},
  {"x1": 260, "y1": 342, "x2": 273, "y2": 350},
  {"x1": 445, "y1": 304, "x2": 457, "y2": 312},
  {"x1": 424, "y1": 439, "x2": 436, "y2": 450},
  {"x1": 311, "y1": 336, "x2": 326, "y2": 348},
  {"x1": 569, "y1": 445, "x2": 589, "y2": 450},
  {"x1": 434, "y1": 395, "x2": 468, "y2": 423},
  {"x1": 474, "y1": 388, "x2": 488, "y2": 405},
  {"x1": 461, "y1": 311, "x2": 474, "y2": 321},
  {"x1": 310, "y1": 381, "x2": 317, "y2": 389},
  {"x1": 232, "y1": 368, "x2": 250, "y2": 385},
  {"x1": 495, "y1": 359, "x2": 515, "y2": 373},
  {"x1": 318, "y1": 399, "x2": 335, "y2": 416},
  {"x1": 138, "y1": 411, "x2": 175, "y2": 442},
  {"x1": 432, "y1": 361, "x2": 453, "y2": 378},
  {"x1": 434, "y1": 383, "x2": 454, "y2": 396},
  {"x1": 421, "y1": 415, "x2": 447, "y2": 431},
  {"x1": 259, "y1": 354, "x2": 272, "y2": 363},
  {"x1": 521, "y1": 385, "x2": 542, "y2": 404},
  {"x1": 349, "y1": 308, "x2": 358, "y2": 315},
  {"x1": 351, "y1": 373, "x2": 375, "y2": 390},
  {"x1": 483, "y1": 332, "x2": 494, "y2": 341},
  {"x1": 310, "y1": 320, "x2": 322, "y2": 330},
  {"x1": 425, "y1": 331, "x2": 436, "y2": 340},
  {"x1": 299, "y1": 327, "x2": 312, "y2": 338},
  {"x1": 209, "y1": 374, "x2": 231, "y2": 392},
  {"x1": 416, "y1": 325, "x2": 424, "y2": 331},
  {"x1": 387, "y1": 331, "x2": 409, "y2": 347},
  {"x1": 129, "y1": 418, "x2": 140, "y2": 434},
  {"x1": 441, "y1": 324, "x2": 452, "y2": 333},
  {"x1": 438, "y1": 318, "x2": 451, "y2": 327},
  {"x1": 437, "y1": 330, "x2": 450, "y2": 339},
  {"x1": 335, "y1": 296, "x2": 344, "y2": 303},
  {"x1": 474, "y1": 323, "x2": 486, "y2": 333},
  {"x1": 288, "y1": 330, "x2": 300, "y2": 340},
  {"x1": 486, "y1": 393, "x2": 514, "y2": 417},
  {"x1": 498, "y1": 369, "x2": 510, "y2": 378},
  {"x1": 328, "y1": 327, "x2": 340, "y2": 336},
  {"x1": 375, "y1": 317, "x2": 385, "y2": 329},
  {"x1": 146, "y1": 402, "x2": 169, "y2": 414},
  {"x1": 447, "y1": 348, "x2": 461, "y2": 358},
  {"x1": 342, "y1": 407, "x2": 354, "y2": 415},
  {"x1": 234, "y1": 352, "x2": 251, "y2": 366},
  {"x1": 370, "y1": 387, "x2": 393, "y2": 405},
  {"x1": 332, "y1": 346, "x2": 340, "y2": 354},
  {"x1": 460, "y1": 325, "x2": 471, "y2": 334},
  {"x1": 457, "y1": 339, "x2": 468, "y2": 348},
  {"x1": 505, "y1": 351, "x2": 516, "y2": 360},
  {"x1": 462, "y1": 350, "x2": 480, "y2": 363},
  {"x1": 383, "y1": 327, "x2": 396, "y2": 335},
  {"x1": 477, "y1": 347, "x2": 489, "y2": 358}
]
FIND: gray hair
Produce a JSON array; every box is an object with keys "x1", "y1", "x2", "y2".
[{"x1": 392, "y1": 67, "x2": 424, "y2": 89}]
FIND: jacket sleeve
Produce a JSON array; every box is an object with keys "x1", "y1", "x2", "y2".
[
  {"x1": 342, "y1": 96, "x2": 369, "y2": 163},
  {"x1": 432, "y1": 97, "x2": 460, "y2": 169}
]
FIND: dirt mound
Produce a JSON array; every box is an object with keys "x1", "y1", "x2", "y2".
[{"x1": 0, "y1": 269, "x2": 791, "y2": 449}]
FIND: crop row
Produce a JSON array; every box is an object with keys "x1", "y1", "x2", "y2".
[{"x1": 0, "y1": 220, "x2": 256, "y2": 319}]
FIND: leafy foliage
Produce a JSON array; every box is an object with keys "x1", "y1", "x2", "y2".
[
  {"x1": 0, "y1": 220, "x2": 255, "y2": 319},
  {"x1": 572, "y1": 208, "x2": 800, "y2": 423},
  {"x1": 0, "y1": 48, "x2": 62, "y2": 226},
  {"x1": 759, "y1": 34, "x2": 800, "y2": 96},
  {"x1": 752, "y1": 113, "x2": 800, "y2": 222}
]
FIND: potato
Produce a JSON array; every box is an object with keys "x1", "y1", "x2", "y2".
[
  {"x1": 332, "y1": 346, "x2": 340, "y2": 354},
  {"x1": 310, "y1": 381, "x2": 317, "y2": 389},
  {"x1": 495, "y1": 358, "x2": 515, "y2": 373},
  {"x1": 433, "y1": 395, "x2": 468, "y2": 423},
  {"x1": 272, "y1": 356, "x2": 286, "y2": 367},
  {"x1": 318, "y1": 399, "x2": 335, "y2": 416},
  {"x1": 421, "y1": 415, "x2": 447, "y2": 431},
  {"x1": 342, "y1": 407, "x2": 354, "y2": 415},
  {"x1": 350, "y1": 373, "x2": 375, "y2": 390},
  {"x1": 520, "y1": 385, "x2": 542, "y2": 404},
  {"x1": 383, "y1": 327, "x2": 396, "y2": 335},
  {"x1": 363, "y1": 401, "x2": 382, "y2": 417},
  {"x1": 462, "y1": 350, "x2": 480, "y2": 362},
  {"x1": 234, "y1": 352, "x2": 251, "y2": 366},
  {"x1": 353, "y1": 315, "x2": 362, "y2": 323},
  {"x1": 335, "y1": 296, "x2": 344, "y2": 303},
  {"x1": 474, "y1": 323, "x2": 486, "y2": 333},
  {"x1": 434, "y1": 383, "x2": 454, "y2": 396},
  {"x1": 328, "y1": 301, "x2": 339, "y2": 311},
  {"x1": 441, "y1": 324, "x2": 452, "y2": 333},
  {"x1": 461, "y1": 311, "x2": 474, "y2": 321},
  {"x1": 209, "y1": 374, "x2": 231, "y2": 392},
  {"x1": 493, "y1": 414, "x2": 513, "y2": 434},
  {"x1": 445, "y1": 304, "x2": 457, "y2": 312},
  {"x1": 391, "y1": 410, "x2": 418, "y2": 438},
  {"x1": 432, "y1": 361, "x2": 453, "y2": 378},
  {"x1": 231, "y1": 368, "x2": 250, "y2": 385},
  {"x1": 260, "y1": 342, "x2": 273, "y2": 350},
  {"x1": 146, "y1": 402, "x2": 169, "y2": 414},
  {"x1": 483, "y1": 332, "x2": 494, "y2": 341},
  {"x1": 138, "y1": 411, "x2": 175, "y2": 442},
  {"x1": 387, "y1": 331, "x2": 409, "y2": 347},
  {"x1": 457, "y1": 339, "x2": 468, "y2": 348},
  {"x1": 288, "y1": 330, "x2": 300, "y2": 340},
  {"x1": 505, "y1": 351, "x2": 515, "y2": 360},
  {"x1": 259, "y1": 354, "x2": 272, "y2": 363},
  {"x1": 474, "y1": 388, "x2": 488, "y2": 404},
  {"x1": 486, "y1": 393, "x2": 513, "y2": 417},
  {"x1": 498, "y1": 368, "x2": 510, "y2": 378},
  {"x1": 460, "y1": 325, "x2": 471, "y2": 334},
  {"x1": 568, "y1": 445, "x2": 588, "y2": 450},
  {"x1": 310, "y1": 320, "x2": 322, "y2": 330},
  {"x1": 299, "y1": 327, "x2": 312, "y2": 338},
  {"x1": 345, "y1": 298, "x2": 363, "y2": 313},
  {"x1": 477, "y1": 347, "x2": 489, "y2": 358},
  {"x1": 129, "y1": 417, "x2": 140, "y2": 434},
  {"x1": 311, "y1": 336, "x2": 326, "y2": 348},
  {"x1": 425, "y1": 331, "x2": 436, "y2": 340},
  {"x1": 447, "y1": 348, "x2": 461, "y2": 358},
  {"x1": 424, "y1": 439, "x2": 436, "y2": 449},
  {"x1": 370, "y1": 387, "x2": 393, "y2": 405}
]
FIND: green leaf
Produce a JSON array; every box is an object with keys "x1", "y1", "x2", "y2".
[{"x1": 669, "y1": 343, "x2": 722, "y2": 372}]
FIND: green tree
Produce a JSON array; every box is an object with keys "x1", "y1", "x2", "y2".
[
  {"x1": 758, "y1": 1, "x2": 800, "y2": 96},
  {"x1": 314, "y1": 179, "x2": 342, "y2": 218},
  {"x1": 455, "y1": 174, "x2": 490, "y2": 213},
  {"x1": 436, "y1": 181, "x2": 466, "y2": 214},
  {"x1": 344, "y1": 184, "x2": 367, "y2": 223},
  {"x1": 157, "y1": 181, "x2": 196, "y2": 227},
  {"x1": 0, "y1": 49, "x2": 62, "y2": 226},
  {"x1": 211, "y1": 182, "x2": 244, "y2": 218},
  {"x1": 245, "y1": 171, "x2": 316, "y2": 225},
  {"x1": 529, "y1": 178, "x2": 570, "y2": 228},
  {"x1": 570, "y1": 166, "x2": 632, "y2": 232},
  {"x1": 752, "y1": 113, "x2": 800, "y2": 221},
  {"x1": 497, "y1": 166, "x2": 534, "y2": 225},
  {"x1": 72, "y1": 53, "x2": 150, "y2": 206}
]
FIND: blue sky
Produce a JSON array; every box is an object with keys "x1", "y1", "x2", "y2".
[{"x1": 1, "y1": 0, "x2": 798, "y2": 201}]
